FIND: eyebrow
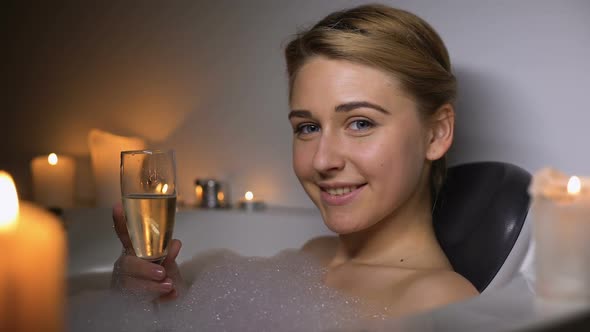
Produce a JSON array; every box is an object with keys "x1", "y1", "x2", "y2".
[
  {"x1": 335, "y1": 101, "x2": 390, "y2": 114},
  {"x1": 288, "y1": 101, "x2": 390, "y2": 120},
  {"x1": 288, "y1": 110, "x2": 312, "y2": 119}
]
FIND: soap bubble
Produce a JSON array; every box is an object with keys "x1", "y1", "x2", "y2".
[
  {"x1": 158, "y1": 250, "x2": 362, "y2": 332},
  {"x1": 68, "y1": 250, "x2": 369, "y2": 332},
  {"x1": 68, "y1": 289, "x2": 160, "y2": 332}
]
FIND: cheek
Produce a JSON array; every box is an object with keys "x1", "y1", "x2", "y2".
[
  {"x1": 356, "y1": 130, "x2": 425, "y2": 195},
  {"x1": 292, "y1": 142, "x2": 313, "y2": 180}
]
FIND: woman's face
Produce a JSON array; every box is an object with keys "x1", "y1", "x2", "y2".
[{"x1": 289, "y1": 57, "x2": 431, "y2": 234}]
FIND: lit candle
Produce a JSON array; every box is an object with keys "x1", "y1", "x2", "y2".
[
  {"x1": 194, "y1": 179, "x2": 229, "y2": 208},
  {"x1": 217, "y1": 191, "x2": 225, "y2": 205},
  {"x1": 238, "y1": 191, "x2": 266, "y2": 212},
  {"x1": 529, "y1": 168, "x2": 590, "y2": 301},
  {"x1": 194, "y1": 181, "x2": 203, "y2": 207},
  {"x1": 0, "y1": 171, "x2": 65, "y2": 331},
  {"x1": 31, "y1": 153, "x2": 76, "y2": 209}
]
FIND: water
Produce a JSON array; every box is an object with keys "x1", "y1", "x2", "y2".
[{"x1": 68, "y1": 250, "x2": 369, "y2": 332}]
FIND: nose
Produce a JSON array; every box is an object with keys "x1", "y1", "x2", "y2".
[{"x1": 312, "y1": 133, "x2": 345, "y2": 176}]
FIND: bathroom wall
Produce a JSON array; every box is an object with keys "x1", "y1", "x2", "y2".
[{"x1": 4, "y1": 0, "x2": 590, "y2": 208}]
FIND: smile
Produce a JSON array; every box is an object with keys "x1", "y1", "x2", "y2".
[
  {"x1": 325, "y1": 186, "x2": 359, "y2": 196},
  {"x1": 319, "y1": 184, "x2": 366, "y2": 206}
]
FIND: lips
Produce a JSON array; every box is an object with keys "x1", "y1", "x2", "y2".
[
  {"x1": 324, "y1": 185, "x2": 359, "y2": 196},
  {"x1": 319, "y1": 183, "x2": 366, "y2": 206}
]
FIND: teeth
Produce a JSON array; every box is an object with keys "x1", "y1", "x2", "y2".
[{"x1": 326, "y1": 186, "x2": 358, "y2": 196}]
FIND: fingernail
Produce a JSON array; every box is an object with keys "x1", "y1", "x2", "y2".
[
  {"x1": 160, "y1": 278, "x2": 173, "y2": 292},
  {"x1": 151, "y1": 267, "x2": 165, "y2": 280}
]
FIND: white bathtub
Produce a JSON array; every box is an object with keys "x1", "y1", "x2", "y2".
[
  {"x1": 64, "y1": 205, "x2": 533, "y2": 294},
  {"x1": 66, "y1": 207, "x2": 582, "y2": 332},
  {"x1": 64, "y1": 206, "x2": 332, "y2": 294}
]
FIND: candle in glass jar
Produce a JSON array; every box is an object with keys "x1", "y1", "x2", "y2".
[
  {"x1": 0, "y1": 171, "x2": 66, "y2": 331},
  {"x1": 31, "y1": 153, "x2": 75, "y2": 209},
  {"x1": 529, "y1": 168, "x2": 590, "y2": 301},
  {"x1": 194, "y1": 181, "x2": 203, "y2": 207}
]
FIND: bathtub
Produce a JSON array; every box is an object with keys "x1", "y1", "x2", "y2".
[
  {"x1": 65, "y1": 207, "x2": 589, "y2": 331},
  {"x1": 65, "y1": 206, "x2": 332, "y2": 294},
  {"x1": 65, "y1": 204, "x2": 533, "y2": 294}
]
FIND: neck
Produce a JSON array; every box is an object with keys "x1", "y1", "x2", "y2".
[{"x1": 330, "y1": 177, "x2": 448, "y2": 270}]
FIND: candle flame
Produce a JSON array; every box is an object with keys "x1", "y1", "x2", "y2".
[
  {"x1": 217, "y1": 192, "x2": 225, "y2": 202},
  {"x1": 0, "y1": 171, "x2": 19, "y2": 230},
  {"x1": 48, "y1": 153, "x2": 58, "y2": 165},
  {"x1": 567, "y1": 176, "x2": 581, "y2": 195},
  {"x1": 195, "y1": 185, "x2": 203, "y2": 198},
  {"x1": 161, "y1": 184, "x2": 169, "y2": 194},
  {"x1": 245, "y1": 191, "x2": 254, "y2": 201}
]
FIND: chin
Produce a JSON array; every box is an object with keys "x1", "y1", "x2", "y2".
[{"x1": 321, "y1": 210, "x2": 369, "y2": 235}]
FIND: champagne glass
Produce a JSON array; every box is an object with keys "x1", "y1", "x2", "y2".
[{"x1": 120, "y1": 149, "x2": 176, "y2": 264}]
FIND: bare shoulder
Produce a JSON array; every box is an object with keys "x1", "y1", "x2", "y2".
[
  {"x1": 398, "y1": 269, "x2": 479, "y2": 313},
  {"x1": 300, "y1": 236, "x2": 339, "y2": 266}
]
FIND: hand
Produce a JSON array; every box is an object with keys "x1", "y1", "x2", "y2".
[{"x1": 110, "y1": 202, "x2": 185, "y2": 301}]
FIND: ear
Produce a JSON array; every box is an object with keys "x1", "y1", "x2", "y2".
[{"x1": 425, "y1": 104, "x2": 454, "y2": 161}]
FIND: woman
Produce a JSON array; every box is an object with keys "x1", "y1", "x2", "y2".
[{"x1": 111, "y1": 4, "x2": 478, "y2": 317}]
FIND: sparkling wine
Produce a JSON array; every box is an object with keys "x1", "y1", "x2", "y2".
[{"x1": 122, "y1": 194, "x2": 176, "y2": 262}]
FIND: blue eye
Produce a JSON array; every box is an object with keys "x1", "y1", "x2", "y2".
[
  {"x1": 349, "y1": 119, "x2": 374, "y2": 131},
  {"x1": 295, "y1": 123, "x2": 320, "y2": 135}
]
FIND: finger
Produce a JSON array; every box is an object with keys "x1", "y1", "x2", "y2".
[
  {"x1": 162, "y1": 239, "x2": 182, "y2": 266},
  {"x1": 118, "y1": 276, "x2": 174, "y2": 295},
  {"x1": 158, "y1": 288, "x2": 179, "y2": 303},
  {"x1": 116, "y1": 255, "x2": 167, "y2": 281},
  {"x1": 112, "y1": 202, "x2": 134, "y2": 252}
]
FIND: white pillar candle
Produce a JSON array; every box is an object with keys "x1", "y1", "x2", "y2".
[
  {"x1": 31, "y1": 153, "x2": 76, "y2": 209},
  {"x1": 0, "y1": 171, "x2": 65, "y2": 331},
  {"x1": 88, "y1": 129, "x2": 146, "y2": 207},
  {"x1": 529, "y1": 168, "x2": 590, "y2": 302}
]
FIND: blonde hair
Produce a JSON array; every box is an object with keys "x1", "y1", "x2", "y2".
[{"x1": 284, "y1": 4, "x2": 456, "y2": 195}]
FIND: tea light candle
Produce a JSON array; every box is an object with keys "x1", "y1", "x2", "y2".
[
  {"x1": 0, "y1": 171, "x2": 66, "y2": 331},
  {"x1": 529, "y1": 168, "x2": 590, "y2": 301},
  {"x1": 238, "y1": 191, "x2": 266, "y2": 212},
  {"x1": 31, "y1": 153, "x2": 76, "y2": 209}
]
